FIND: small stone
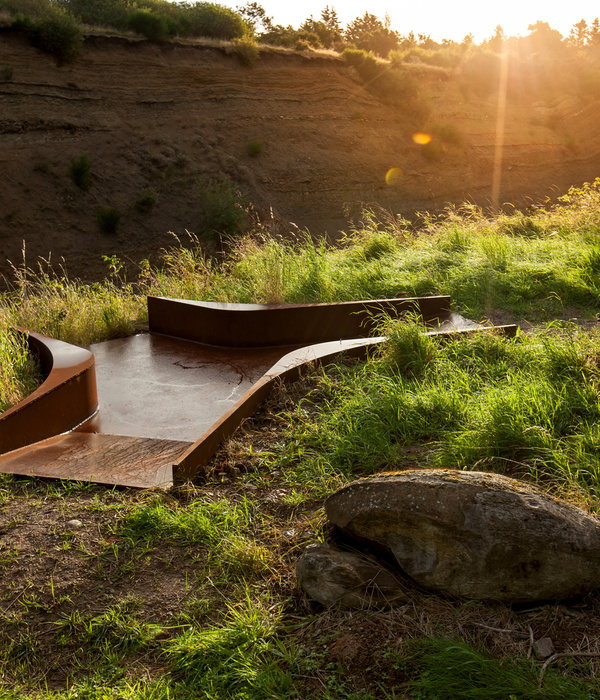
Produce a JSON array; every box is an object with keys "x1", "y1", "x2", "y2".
[
  {"x1": 533, "y1": 637, "x2": 555, "y2": 659},
  {"x1": 296, "y1": 543, "x2": 408, "y2": 609},
  {"x1": 66, "y1": 519, "x2": 83, "y2": 529}
]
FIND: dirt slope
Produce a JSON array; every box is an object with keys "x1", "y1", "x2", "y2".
[{"x1": 1, "y1": 31, "x2": 600, "y2": 283}]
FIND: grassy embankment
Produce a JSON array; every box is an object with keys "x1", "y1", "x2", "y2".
[{"x1": 1, "y1": 182, "x2": 600, "y2": 697}]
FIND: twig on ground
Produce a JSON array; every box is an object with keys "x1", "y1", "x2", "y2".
[
  {"x1": 472, "y1": 622, "x2": 529, "y2": 639},
  {"x1": 1, "y1": 583, "x2": 32, "y2": 613},
  {"x1": 539, "y1": 652, "x2": 600, "y2": 687}
]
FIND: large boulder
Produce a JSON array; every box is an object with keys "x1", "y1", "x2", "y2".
[
  {"x1": 296, "y1": 543, "x2": 408, "y2": 609},
  {"x1": 325, "y1": 470, "x2": 600, "y2": 603}
]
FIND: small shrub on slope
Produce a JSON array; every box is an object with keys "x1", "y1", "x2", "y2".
[
  {"x1": 29, "y1": 9, "x2": 83, "y2": 64},
  {"x1": 97, "y1": 207, "x2": 122, "y2": 233},
  {"x1": 135, "y1": 188, "x2": 158, "y2": 213},
  {"x1": 196, "y1": 176, "x2": 248, "y2": 243},
  {"x1": 128, "y1": 8, "x2": 170, "y2": 42},
  {"x1": 230, "y1": 35, "x2": 260, "y2": 66},
  {"x1": 70, "y1": 154, "x2": 92, "y2": 190}
]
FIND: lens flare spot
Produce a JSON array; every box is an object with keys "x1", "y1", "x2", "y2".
[
  {"x1": 385, "y1": 167, "x2": 403, "y2": 185},
  {"x1": 412, "y1": 132, "x2": 432, "y2": 145}
]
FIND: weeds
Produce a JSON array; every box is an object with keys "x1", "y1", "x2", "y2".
[
  {"x1": 247, "y1": 139, "x2": 262, "y2": 156},
  {"x1": 195, "y1": 176, "x2": 248, "y2": 243},
  {"x1": 135, "y1": 188, "x2": 158, "y2": 213},
  {"x1": 69, "y1": 154, "x2": 92, "y2": 191},
  {"x1": 97, "y1": 206, "x2": 122, "y2": 233}
]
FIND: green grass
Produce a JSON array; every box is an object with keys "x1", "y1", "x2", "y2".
[
  {"x1": 403, "y1": 638, "x2": 600, "y2": 699},
  {"x1": 270, "y1": 321, "x2": 600, "y2": 501},
  {"x1": 0, "y1": 324, "x2": 39, "y2": 413},
  {"x1": 118, "y1": 494, "x2": 275, "y2": 580},
  {"x1": 96, "y1": 206, "x2": 122, "y2": 233},
  {"x1": 146, "y1": 180, "x2": 600, "y2": 318},
  {"x1": 69, "y1": 154, "x2": 92, "y2": 191}
]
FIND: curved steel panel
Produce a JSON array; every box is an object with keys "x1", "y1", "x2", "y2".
[
  {"x1": 147, "y1": 295, "x2": 452, "y2": 347},
  {"x1": 0, "y1": 331, "x2": 98, "y2": 455},
  {"x1": 173, "y1": 336, "x2": 383, "y2": 481}
]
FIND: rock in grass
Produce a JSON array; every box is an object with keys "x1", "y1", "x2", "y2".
[
  {"x1": 325, "y1": 470, "x2": 600, "y2": 603},
  {"x1": 296, "y1": 543, "x2": 408, "y2": 609}
]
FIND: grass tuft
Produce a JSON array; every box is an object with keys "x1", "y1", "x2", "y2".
[
  {"x1": 405, "y1": 638, "x2": 600, "y2": 699},
  {"x1": 69, "y1": 154, "x2": 92, "y2": 191},
  {"x1": 97, "y1": 206, "x2": 122, "y2": 233}
]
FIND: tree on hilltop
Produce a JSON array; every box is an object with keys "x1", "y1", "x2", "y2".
[
  {"x1": 236, "y1": 1, "x2": 272, "y2": 32},
  {"x1": 320, "y1": 5, "x2": 340, "y2": 31},
  {"x1": 302, "y1": 7, "x2": 342, "y2": 49},
  {"x1": 526, "y1": 21, "x2": 564, "y2": 53},
  {"x1": 345, "y1": 11, "x2": 399, "y2": 57},
  {"x1": 569, "y1": 19, "x2": 589, "y2": 47}
]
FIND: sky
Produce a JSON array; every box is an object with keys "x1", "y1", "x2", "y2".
[{"x1": 225, "y1": 1, "x2": 600, "y2": 43}]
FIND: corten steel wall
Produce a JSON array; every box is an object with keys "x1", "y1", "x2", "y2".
[
  {"x1": 0, "y1": 298, "x2": 517, "y2": 487},
  {"x1": 0, "y1": 331, "x2": 98, "y2": 455},
  {"x1": 162, "y1": 298, "x2": 518, "y2": 482},
  {"x1": 147, "y1": 295, "x2": 452, "y2": 347}
]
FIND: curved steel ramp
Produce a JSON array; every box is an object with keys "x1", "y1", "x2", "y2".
[{"x1": 0, "y1": 296, "x2": 516, "y2": 488}]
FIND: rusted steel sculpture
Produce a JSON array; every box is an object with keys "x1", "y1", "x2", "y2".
[
  {"x1": 0, "y1": 331, "x2": 97, "y2": 454},
  {"x1": 0, "y1": 296, "x2": 517, "y2": 488}
]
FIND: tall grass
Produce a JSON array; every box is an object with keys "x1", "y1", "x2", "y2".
[
  {"x1": 6, "y1": 259, "x2": 146, "y2": 346},
  {"x1": 272, "y1": 321, "x2": 600, "y2": 501},
  {"x1": 0, "y1": 306, "x2": 39, "y2": 412},
  {"x1": 3, "y1": 179, "x2": 600, "y2": 416},
  {"x1": 152, "y1": 180, "x2": 600, "y2": 317}
]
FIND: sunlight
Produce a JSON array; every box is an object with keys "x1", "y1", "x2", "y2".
[
  {"x1": 491, "y1": 49, "x2": 510, "y2": 212},
  {"x1": 412, "y1": 133, "x2": 432, "y2": 145},
  {"x1": 385, "y1": 167, "x2": 403, "y2": 185}
]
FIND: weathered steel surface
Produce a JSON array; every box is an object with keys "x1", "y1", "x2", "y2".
[
  {"x1": 426, "y1": 312, "x2": 518, "y2": 337},
  {"x1": 174, "y1": 336, "x2": 383, "y2": 481},
  {"x1": 0, "y1": 331, "x2": 97, "y2": 455},
  {"x1": 0, "y1": 432, "x2": 188, "y2": 488},
  {"x1": 79, "y1": 333, "x2": 289, "y2": 442},
  {"x1": 173, "y1": 315, "x2": 518, "y2": 481},
  {"x1": 147, "y1": 295, "x2": 452, "y2": 347}
]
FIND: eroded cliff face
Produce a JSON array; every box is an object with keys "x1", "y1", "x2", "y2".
[{"x1": 1, "y1": 31, "x2": 599, "y2": 282}]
